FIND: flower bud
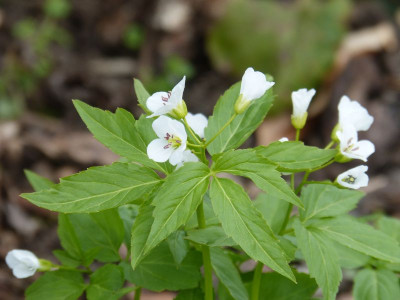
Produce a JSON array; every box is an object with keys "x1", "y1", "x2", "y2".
[
  {"x1": 291, "y1": 112, "x2": 308, "y2": 130},
  {"x1": 169, "y1": 100, "x2": 187, "y2": 119},
  {"x1": 234, "y1": 94, "x2": 251, "y2": 114}
]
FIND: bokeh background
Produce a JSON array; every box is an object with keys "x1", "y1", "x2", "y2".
[{"x1": 0, "y1": 0, "x2": 399, "y2": 299}]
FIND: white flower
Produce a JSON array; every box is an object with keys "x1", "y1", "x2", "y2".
[
  {"x1": 337, "y1": 125, "x2": 375, "y2": 162},
  {"x1": 337, "y1": 165, "x2": 369, "y2": 189},
  {"x1": 176, "y1": 150, "x2": 199, "y2": 169},
  {"x1": 146, "y1": 76, "x2": 187, "y2": 118},
  {"x1": 235, "y1": 67, "x2": 275, "y2": 114},
  {"x1": 240, "y1": 68, "x2": 275, "y2": 101},
  {"x1": 186, "y1": 113, "x2": 208, "y2": 138},
  {"x1": 147, "y1": 116, "x2": 187, "y2": 165},
  {"x1": 291, "y1": 88, "x2": 316, "y2": 118},
  {"x1": 279, "y1": 137, "x2": 289, "y2": 142},
  {"x1": 338, "y1": 96, "x2": 374, "y2": 132},
  {"x1": 6, "y1": 249, "x2": 40, "y2": 278}
]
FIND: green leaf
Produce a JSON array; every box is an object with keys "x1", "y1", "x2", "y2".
[
  {"x1": 60, "y1": 210, "x2": 124, "y2": 263},
  {"x1": 213, "y1": 149, "x2": 302, "y2": 208},
  {"x1": 167, "y1": 230, "x2": 189, "y2": 264},
  {"x1": 131, "y1": 202, "x2": 154, "y2": 269},
  {"x1": 211, "y1": 248, "x2": 249, "y2": 300},
  {"x1": 118, "y1": 204, "x2": 139, "y2": 250},
  {"x1": 143, "y1": 162, "x2": 210, "y2": 255},
  {"x1": 123, "y1": 242, "x2": 202, "y2": 291},
  {"x1": 87, "y1": 264, "x2": 124, "y2": 300},
  {"x1": 133, "y1": 78, "x2": 152, "y2": 114},
  {"x1": 210, "y1": 177, "x2": 295, "y2": 282},
  {"x1": 377, "y1": 216, "x2": 400, "y2": 243},
  {"x1": 52, "y1": 250, "x2": 81, "y2": 268},
  {"x1": 254, "y1": 193, "x2": 289, "y2": 234},
  {"x1": 175, "y1": 288, "x2": 204, "y2": 300},
  {"x1": 24, "y1": 170, "x2": 54, "y2": 191},
  {"x1": 22, "y1": 162, "x2": 161, "y2": 213},
  {"x1": 73, "y1": 100, "x2": 169, "y2": 173},
  {"x1": 353, "y1": 269, "x2": 400, "y2": 300},
  {"x1": 333, "y1": 242, "x2": 369, "y2": 269},
  {"x1": 313, "y1": 216, "x2": 400, "y2": 263},
  {"x1": 257, "y1": 271, "x2": 318, "y2": 300},
  {"x1": 300, "y1": 184, "x2": 363, "y2": 222},
  {"x1": 293, "y1": 219, "x2": 342, "y2": 300},
  {"x1": 26, "y1": 270, "x2": 86, "y2": 300},
  {"x1": 256, "y1": 141, "x2": 336, "y2": 172},
  {"x1": 205, "y1": 81, "x2": 274, "y2": 155},
  {"x1": 186, "y1": 226, "x2": 236, "y2": 247}
]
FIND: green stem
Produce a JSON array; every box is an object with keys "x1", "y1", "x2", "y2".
[
  {"x1": 295, "y1": 128, "x2": 300, "y2": 141},
  {"x1": 251, "y1": 261, "x2": 263, "y2": 300},
  {"x1": 324, "y1": 140, "x2": 335, "y2": 149},
  {"x1": 134, "y1": 287, "x2": 142, "y2": 300},
  {"x1": 187, "y1": 142, "x2": 204, "y2": 148},
  {"x1": 204, "y1": 113, "x2": 237, "y2": 147},
  {"x1": 183, "y1": 118, "x2": 203, "y2": 145},
  {"x1": 196, "y1": 202, "x2": 213, "y2": 300}
]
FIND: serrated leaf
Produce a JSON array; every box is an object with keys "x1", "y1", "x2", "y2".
[
  {"x1": 377, "y1": 216, "x2": 400, "y2": 243},
  {"x1": 131, "y1": 202, "x2": 154, "y2": 269},
  {"x1": 174, "y1": 288, "x2": 204, "y2": 300},
  {"x1": 213, "y1": 149, "x2": 302, "y2": 208},
  {"x1": 353, "y1": 269, "x2": 400, "y2": 300},
  {"x1": 133, "y1": 78, "x2": 152, "y2": 114},
  {"x1": 205, "y1": 81, "x2": 274, "y2": 155},
  {"x1": 87, "y1": 264, "x2": 124, "y2": 300},
  {"x1": 52, "y1": 250, "x2": 81, "y2": 268},
  {"x1": 333, "y1": 242, "x2": 369, "y2": 269},
  {"x1": 62, "y1": 210, "x2": 124, "y2": 263},
  {"x1": 293, "y1": 219, "x2": 342, "y2": 300},
  {"x1": 118, "y1": 204, "x2": 139, "y2": 250},
  {"x1": 167, "y1": 230, "x2": 189, "y2": 264},
  {"x1": 73, "y1": 100, "x2": 169, "y2": 173},
  {"x1": 254, "y1": 193, "x2": 290, "y2": 234},
  {"x1": 256, "y1": 141, "x2": 336, "y2": 172},
  {"x1": 210, "y1": 177, "x2": 295, "y2": 282},
  {"x1": 24, "y1": 170, "x2": 54, "y2": 191},
  {"x1": 143, "y1": 162, "x2": 210, "y2": 255},
  {"x1": 186, "y1": 226, "x2": 236, "y2": 247},
  {"x1": 211, "y1": 248, "x2": 249, "y2": 300},
  {"x1": 25, "y1": 270, "x2": 86, "y2": 300},
  {"x1": 257, "y1": 271, "x2": 318, "y2": 300},
  {"x1": 300, "y1": 184, "x2": 363, "y2": 222},
  {"x1": 312, "y1": 216, "x2": 400, "y2": 263},
  {"x1": 123, "y1": 242, "x2": 202, "y2": 291},
  {"x1": 22, "y1": 162, "x2": 161, "y2": 213}
]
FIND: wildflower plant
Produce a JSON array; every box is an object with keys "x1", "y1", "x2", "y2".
[{"x1": 9, "y1": 68, "x2": 400, "y2": 300}]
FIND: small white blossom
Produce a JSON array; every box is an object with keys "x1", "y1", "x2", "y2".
[
  {"x1": 176, "y1": 150, "x2": 199, "y2": 169},
  {"x1": 337, "y1": 125, "x2": 375, "y2": 162},
  {"x1": 146, "y1": 76, "x2": 187, "y2": 118},
  {"x1": 147, "y1": 116, "x2": 187, "y2": 165},
  {"x1": 235, "y1": 67, "x2": 275, "y2": 114},
  {"x1": 337, "y1": 165, "x2": 369, "y2": 189},
  {"x1": 291, "y1": 88, "x2": 316, "y2": 118},
  {"x1": 186, "y1": 113, "x2": 208, "y2": 138},
  {"x1": 279, "y1": 137, "x2": 289, "y2": 142},
  {"x1": 338, "y1": 95, "x2": 374, "y2": 132},
  {"x1": 6, "y1": 249, "x2": 40, "y2": 278},
  {"x1": 240, "y1": 67, "x2": 275, "y2": 101}
]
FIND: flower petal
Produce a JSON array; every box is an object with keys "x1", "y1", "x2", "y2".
[
  {"x1": 337, "y1": 165, "x2": 369, "y2": 189},
  {"x1": 291, "y1": 88, "x2": 316, "y2": 117},
  {"x1": 169, "y1": 76, "x2": 186, "y2": 105},
  {"x1": 169, "y1": 147, "x2": 185, "y2": 165},
  {"x1": 240, "y1": 67, "x2": 275, "y2": 101},
  {"x1": 13, "y1": 264, "x2": 36, "y2": 278},
  {"x1": 146, "y1": 92, "x2": 170, "y2": 113},
  {"x1": 186, "y1": 113, "x2": 208, "y2": 138},
  {"x1": 338, "y1": 96, "x2": 374, "y2": 131},
  {"x1": 352, "y1": 140, "x2": 375, "y2": 161},
  {"x1": 147, "y1": 138, "x2": 173, "y2": 162}
]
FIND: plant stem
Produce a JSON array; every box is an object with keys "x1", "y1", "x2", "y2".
[
  {"x1": 187, "y1": 142, "x2": 204, "y2": 148},
  {"x1": 295, "y1": 128, "x2": 300, "y2": 141},
  {"x1": 251, "y1": 261, "x2": 263, "y2": 300},
  {"x1": 183, "y1": 117, "x2": 203, "y2": 145},
  {"x1": 134, "y1": 287, "x2": 142, "y2": 300},
  {"x1": 324, "y1": 140, "x2": 335, "y2": 149},
  {"x1": 205, "y1": 113, "x2": 237, "y2": 147},
  {"x1": 196, "y1": 202, "x2": 213, "y2": 300}
]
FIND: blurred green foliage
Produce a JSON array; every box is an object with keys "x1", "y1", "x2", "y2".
[
  {"x1": 123, "y1": 24, "x2": 145, "y2": 50},
  {"x1": 0, "y1": 0, "x2": 71, "y2": 119},
  {"x1": 142, "y1": 55, "x2": 195, "y2": 94},
  {"x1": 207, "y1": 0, "x2": 351, "y2": 112}
]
